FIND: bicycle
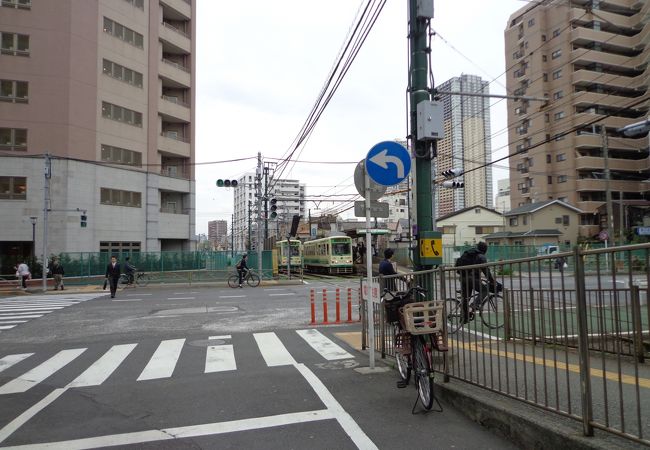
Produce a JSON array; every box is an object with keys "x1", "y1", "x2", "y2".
[
  {"x1": 445, "y1": 280, "x2": 504, "y2": 334},
  {"x1": 118, "y1": 271, "x2": 150, "y2": 289},
  {"x1": 383, "y1": 286, "x2": 446, "y2": 412},
  {"x1": 227, "y1": 269, "x2": 260, "y2": 288}
]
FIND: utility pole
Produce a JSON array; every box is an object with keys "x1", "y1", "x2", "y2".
[
  {"x1": 263, "y1": 164, "x2": 269, "y2": 243},
  {"x1": 42, "y1": 154, "x2": 51, "y2": 293},
  {"x1": 231, "y1": 213, "x2": 234, "y2": 257},
  {"x1": 602, "y1": 127, "x2": 613, "y2": 246},
  {"x1": 247, "y1": 200, "x2": 252, "y2": 251},
  {"x1": 256, "y1": 152, "x2": 263, "y2": 277}
]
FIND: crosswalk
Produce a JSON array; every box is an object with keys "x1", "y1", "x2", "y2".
[
  {"x1": 0, "y1": 329, "x2": 354, "y2": 395},
  {"x1": 0, "y1": 293, "x2": 105, "y2": 332}
]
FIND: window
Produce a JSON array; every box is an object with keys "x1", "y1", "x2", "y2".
[
  {"x1": 0, "y1": 79, "x2": 28, "y2": 102},
  {"x1": 562, "y1": 215, "x2": 570, "y2": 225},
  {"x1": 552, "y1": 69, "x2": 562, "y2": 80},
  {"x1": 554, "y1": 133, "x2": 565, "y2": 141},
  {"x1": 523, "y1": 216, "x2": 528, "y2": 225},
  {"x1": 0, "y1": 127, "x2": 27, "y2": 151},
  {"x1": 553, "y1": 90, "x2": 563, "y2": 100},
  {"x1": 543, "y1": 73, "x2": 548, "y2": 82},
  {"x1": 545, "y1": 113, "x2": 550, "y2": 123},
  {"x1": 555, "y1": 217, "x2": 562, "y2": 224},
  {"x1": 99, "y1": 241, "x2": 141, "y2": 254},
  {"x1": 101, "y1": 101, "x2": 143, "y2": 127},
  {"x1": 103, "y1": 17, "x2": 144, "y2": 48},
  {"x1": 528, "y1": 18, "x2": 535, "y2": 27},
  {"x1": 442, "y1": 226, "x2": 455, "y2": 234},
  {"x1": 101, "y1": 144, "x2": 142, "y2": 167},
  {"x1": 0, "y1": 176, "x2": 26, "y2": 199},
  {"x1": 546, "y1": 154, "x2": 551, "y2": 163},
  {"x1": 551, "y1": 49, "x2": 562, "y2": 59},
  {"x1": 1, "y1": 32, "x2": 29, "y2": 56},
  {"x1": 542, "y1": 54, "x2": 547, "y2": 62},
  {"x1": 548, "y1": 176, "x2": 553, "y2": 184},
  {"x1": 556, "y1": 153, "x2": 566, "y2": 161},
  {"x1": 475, "y1": 226, "x2": 495, "y2": 234},
  {"x1": 557, "y1": 175, "x2": 567, "y2": 183},
  {"x1": 509, "y1": 217, "x2": 518, "y2": 226},
  {"x1": 102, "y1": 59, "x2": 143, "y2": 88},
  {"x1": 123, "y1": 0, "x2": 144, "y2": 9},
  {"x1": 541, "y1": 34, "x2": 546, "y2": 42},
  {"x1": 554, "y1": 111, "x2": 565, "y2": 120},
  {"x1": 100, "y1": 188, "x2": 142, "y2": 207},
  {"x1": 552, "y1": 29, "x2": 560, "y2": 38},
  {"x1": 1, "y1": 0, "x2": 31, "y2": 9}
]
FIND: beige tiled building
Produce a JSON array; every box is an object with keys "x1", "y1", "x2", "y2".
[
  {"x1": 0, "y1": 0, "x2": 195, "y2": 265},
  {"x1": 504, "y1": 0, "x2": 649, "y2": 239}
]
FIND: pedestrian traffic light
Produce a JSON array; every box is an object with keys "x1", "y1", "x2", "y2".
[
  {"x1": 441, "y1": 168, "x2": 464, "y2": 178},
  {"x1": 216, "y1": 179, "x2": 238, "y2": 188},
  {"x1": 270, "y1": 198, "x2": 278, "y2": 219},
  {"x1": 80, "y1": 214, "x2": 87, "y2": 227},
  {"x1": 441, "y1": 180, "x2": 464, "y2": 188}
]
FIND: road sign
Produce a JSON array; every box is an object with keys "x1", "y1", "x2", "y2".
[
  {"x1": 637, "y1": 226, "x2": 650, "y2": 236},
  {"x1": 598, "y1": 230, "x2": 609, "y2": 241},
  {"x1": 354, "y1": 201, "x2": 389, "y2": 218},
  {"x1": 365, "y1": 141, "x2": 411, "y2": 186},
  {"x1": 357, "y1": 229, "x2": 391, "y2": 235},
  {"x1": 361, "y1": 280, "x2": 381, "y2": 304},
  {"x1": 354, "y1": 160, "x2": 387, "y2": 200}
]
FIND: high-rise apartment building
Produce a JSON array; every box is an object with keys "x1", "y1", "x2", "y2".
[
  {"x1": 207, "y1": 219, "x2": 227, "y2": 249},
  {"x1": 495, "y1": 178, "x2": 511, "y2": 213},
  {"x1": 0, "y1": 0, "x2": 195, "y2": 267},
  {"x1": 435, "y1": 75, "x2": 493, "y2": 218},
  {"x1": 505, "y1": 0, "x2": 649, "y2": 238}
]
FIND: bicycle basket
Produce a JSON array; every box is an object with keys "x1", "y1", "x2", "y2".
[
  {"x1": 401, "y1": 301, "x2": 443, "y2": 335},
  {"x1": 384, "y1": 293, "x2": 410, "y2": 323}
]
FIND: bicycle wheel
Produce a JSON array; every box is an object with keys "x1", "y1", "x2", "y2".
[
  {"x1": 445, "y1": 298, "x2": 463, "y2": 334},
  {"x1": 480, "y1": 293, "x2": 505, "y2": 329},
  {"x1": 412, "y1": 336, "x2": 434, "y2": 410},
  {"x1": 394, "y1": 330, "x2": 411, "y2": 383},
  {"x1": 246, "y1": 272, "x2": 260, "y2": 287},
  {"x1": 136, "y1": 273, "x2": 150, "y2": 287},
  {"x1": 227, "y1": 274, "x2": 239, "y2": 288},
  {"x1": 117, "y1": 275, "x2": 128, "y2": 290}
]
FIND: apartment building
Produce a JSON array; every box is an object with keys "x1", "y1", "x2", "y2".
[
  {"x1": 505, "y1": 0, "x2": 649, "y2": 238},
  {"x1": 207, "y1": 219, "x2": 227, "y2": 249},
  {"x1": 495, "y1": 178, "x2": 512, "y2": 213},
  {"x1": 435, "y1": 74, "x2": 494, "y2": 217},
  {"x1": 0, "y1": 0, "x2": 196, "y2": 267}
]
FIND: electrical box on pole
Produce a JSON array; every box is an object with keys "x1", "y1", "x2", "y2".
[
  {"x1": 416, "y1": 101, "x2": 444, "y2": 140},
  {"x1": 416, "y1": 0, "x2": 434, "y2": 19}
]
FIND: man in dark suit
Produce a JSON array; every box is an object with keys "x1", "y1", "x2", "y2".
[{"x1": 105, "y1": 255, "x2": 121, "y2": 298}]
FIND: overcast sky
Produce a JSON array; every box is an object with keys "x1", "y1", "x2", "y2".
[{"x1": 194, "y1": 0, "x2": 527, "y2": 234}]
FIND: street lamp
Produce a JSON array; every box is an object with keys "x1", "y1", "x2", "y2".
[{"x1": 29, "y1": 216, "x2": 37, "y2": 264}]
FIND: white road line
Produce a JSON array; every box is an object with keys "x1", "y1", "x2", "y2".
[
  {"x1": 167, "y1": 297, "x2": 195, "y2": 300},
  {"x1": 208, "y1": 335, "x2": 231, "y2": 340},
  {"x1": 0, "y1": 410, "x2": 335, "y2": 449},
  {"x1": 0, "y1": 353, "x2": 33, "y2": 374},
  {"x1": 296, "y1": 329, "x2": 354, "y2": 360},
  {"x1": 0, "y1": 307, "x2": 61, "y2": 313},
  {"x1": 218, "y1": 295, "x2": 246, "y2": 299},
  {"x1": 302, "y1": 280, "x2": 310, "y2": 285},
  {"x1": 205, "y1": 344, "x2": 236, "y2": 373},
  {"x1": 253, "y1": 332, "x2": 297, "y2": 367},
  {"x1": 0, "y1": 320, "x2": 28, "y2": 324},
  {"x1": 0, "y1": 325, "x2": 17, "y2": 330},
  {"x1": 0, "y1": 348, "x2": 86, "y2": 395},
  {"x1": 112, "y1": 299, "x2": 142, "y2": 302},
  {"x1": 0, "y1": 315, "x2": 44, "y2": 320},
  {"x1": 137, "y1": 339, "x2": 185, "y2": 381},
  {"x1": 69, "y1": 344, "x2": 137, "y2": 388},
  {"x1": 268, "y1": 293, "x2": 296, "y2": 297},
  {"x1": 128, "y1": 293, "x2": 152, "y2": 296},
  {"x1": 0, "y1": 305, "x2": 63, "y2": 310},
  {"x1": 0, "y1": 302, "x2": 76, "y2": 307}
]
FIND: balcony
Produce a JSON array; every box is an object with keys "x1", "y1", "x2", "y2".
[
  {"x1": 159, "y1": 58, "x2": 190, "y2": 88},
  {"x1": 159, "y1": 95, "x2": 190, "y2": 122},
  {"x1": 571, "y1": 47, "x2": 649, "y2": 72},
  {"x1": 576, "y1": 155, "x2": 650, "y2": 172},
  {"x1": 570, "y1": 27, "x2": 647, "y2": 54},
  {"x1": 575, "y1": 133, "x2": 648, "y2": 152},
  {"x1": 159, "y1": 132, "x2": 190, "y2": 157},
  {"x1": 576, "y1": 178, "x2": 649, "y2": 192},
  {"x1": 573, "y1": 91, "x2": 641, "y2": 110},
  {"x1": 160, "y1": 22, "x2": 191, "y2": 54},
  {"x1": 573, "y1": 113, "x2": 647, "y2": 131},
  {"x1": 573, "y1": 69, "x2": 649, "y2": 92},
  {"x1": 159, "y1": 0, "x2": 191, "y2": 19},
  {"x1": 577, "y1": 201, "x2": 606, "y2": 213}
]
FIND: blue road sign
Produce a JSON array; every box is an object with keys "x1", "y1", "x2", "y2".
[{"x1": 365, "y1": 141, "x2": 411, "y2": 186}]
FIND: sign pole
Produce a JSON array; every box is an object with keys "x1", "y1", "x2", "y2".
[{"x1": 365, "y1": 170, "x2": 375, "y2": 369}]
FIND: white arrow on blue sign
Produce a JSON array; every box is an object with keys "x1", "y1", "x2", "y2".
[{"x1": 365, "y1": 141, "x2": 411, "y2": 186}]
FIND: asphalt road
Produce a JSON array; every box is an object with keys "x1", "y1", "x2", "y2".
[{"x1": 0, "y1": 282, "x2": 517, "y2": 449}]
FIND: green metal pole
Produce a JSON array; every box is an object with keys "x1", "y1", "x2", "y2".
[
  {"x1": 409, "y1": 0, "x2": 433, "y2": 270},
  {"x1": 247, "y1": 200, "x2": 252, "y2": 251}
]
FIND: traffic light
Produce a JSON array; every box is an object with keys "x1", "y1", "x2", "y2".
[
  {"x1": 270, "y1": 198, "x2": 278, "y2": 219},
  {"x1": 441, "y1": 168, "x2": 464, "y2": 178},
  {"x1": 216, "y1": 179, "x2": 239, "y2": 188},
  {"x1": 80, "y1": 214, "x2": 87, "y2": 227},
  {"x1": 441, "y1": 180, "x2": 464, "y2": 188}
]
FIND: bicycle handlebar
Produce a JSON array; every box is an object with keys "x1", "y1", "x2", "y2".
[{"x1": 382, "y1": 286, "x2": 427, "y2": 300}]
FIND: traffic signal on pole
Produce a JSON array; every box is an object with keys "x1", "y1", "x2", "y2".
[
  {"x1": 80, "y1": 214, "x2": 87, "y2": 227},
  {"x1": 216, "y1": 179, "x2": 238, "y2": 188},
  {"x1": 270, "y1": 198, "x2": 278, "y2": 219},
  {"x1": 441, "y1": 180, "x2": 464, "y2": 188},
  {"x1": 441, "y1": 168, "x2": 464, "y2": 178}
]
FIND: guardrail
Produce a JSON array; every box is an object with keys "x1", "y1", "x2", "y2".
[{"x1": 362, "y1": 242, "x2": 650, "y2": 446}]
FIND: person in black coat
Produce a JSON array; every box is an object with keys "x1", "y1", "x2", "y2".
[{"x1": 105, "y1": 255, "x2": 121, "y2": 298}]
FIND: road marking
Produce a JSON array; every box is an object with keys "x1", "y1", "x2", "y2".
[
  {"x1": 302, "y1": 280, "x2": 310, "y2": 285},
  {"x1": 263, "y1": 288, "x2": 287, "y2": 291},
  {"x1": 218, "y1": 295, "x2": 246, "y2": 299},
  {"x1": 269, "y1": 293, "x2": 295, "y2": 297},
  {"x1": 0, "y1": 303, "x2": 76, "y2": 307},
  {"x1": 0, "y1": 320, "x2": 28, "y2": 324},
  {"x1": 0, "y1": 307, "x2": 62, "y2": 312},
  {"x1": 137, "y1": 339, "x2": 185, "y2": 381},
  {"x1": 128, "y1": 293, "x2": 152, "y2": 296},
  {"x1": 0, "y1": 315, "x2": 44, "y2": 320},
  {"x1": 173, "y1": 292, "x2": 200, "y2": 295},
  {"x1": 0, "y1": 348, "x2": 86, "y2": 394},
  {"x1": 0, "y1": 353, "x2": 33, "y2": 374},
  {"x1": 167, "y1": 297, "x2": 195, "y2": 300},
  {"x1": 205, "y1": 344, "x2": 236, "y2": 372},
  {"x1": 69, "y1": 344, "x2": 137, "y2": 388},
  {"x1": 0, "y1": 325, "x2": 17, "y2": 330},
  {"x1": 112, "y1": 299, "x2": 142, "y2": 302},
  {"x1": 253, "y1": 332, "x2": 297, "y2": 367},
  {"x1": 296, "y1": 329, "x2": 354, "y2": 360},
  {"x1": 208, "y1": 335, "x2": 231, "y2": 340},
  {"x1": 0, "y1": 410, "x2": 335, "y2": 449}
]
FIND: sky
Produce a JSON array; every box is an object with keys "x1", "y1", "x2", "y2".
[{"x1": 194, "y1": 0, "x2": 528, "y2": 234}]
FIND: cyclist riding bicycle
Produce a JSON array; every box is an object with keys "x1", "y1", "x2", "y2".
[
  {"x1": 124, "y1": 257, "x2": 136, "y2": 285},
  {"x1": 236, "y1": 254, "x2": 249, "y2": 288},
  {"x1": 456, "y1": 241, "x2": 498, "y2": 324}
]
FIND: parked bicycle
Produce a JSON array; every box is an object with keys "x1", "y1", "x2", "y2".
[
  {"x1": 445, "y1": 280, "x2": 504, "y2": 334},
  {"x1": 227, "y1": 268, "x2": 260, "y2": 288},
  {"x1": 383, "y1": 286, "x2": 447, "y2": 412},
  {"x1": 118, "y1": 271, "x2": 150, "y2": 289}
]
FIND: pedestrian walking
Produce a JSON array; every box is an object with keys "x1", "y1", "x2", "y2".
[
  {"x1": 105, "y1": 256, "x2": 121, "y2": 298},
  {"x1": 16, "y1": 260, "x2": 30, "y2": 290},
  {"x1": 51, "y1": 258, "x2": 65, "y2": 290}
]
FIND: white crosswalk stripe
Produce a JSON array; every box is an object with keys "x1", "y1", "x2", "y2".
[
  {"x1": 0, "y1": 330, "x2": 356, "y2": 394},
  {"x1": 0, "y1": 293, "x2": 104, "y2": 332}
]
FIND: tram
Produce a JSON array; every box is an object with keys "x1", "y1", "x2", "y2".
[{"x1": 303, "y1": 236, "x2": 353, "y2": 274}]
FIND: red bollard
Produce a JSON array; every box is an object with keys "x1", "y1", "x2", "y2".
[
  {"x1": 335, "y1": 288, "x2": 341, "y2": 323},
  {"x1": 346, "y1": 287, "x2": 353, "y2": 322},
  {"x1": 322, "y1": 289, "x2": 329, "y2": 324},
  {"x1": 310, "y1": 289, "x2": 315, "y2": 324}
]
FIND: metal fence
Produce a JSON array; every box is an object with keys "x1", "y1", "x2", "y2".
[{"x1": 363, "y1": 242, "x2": 650, "y2": 446}]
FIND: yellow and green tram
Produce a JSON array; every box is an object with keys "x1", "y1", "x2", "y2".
[
  {"x1": 276, "y1": 239, "x2": 302, "y2": 271},
  {"x1": 303, "y1": 236, "x2": 353, "y2": 274}
]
